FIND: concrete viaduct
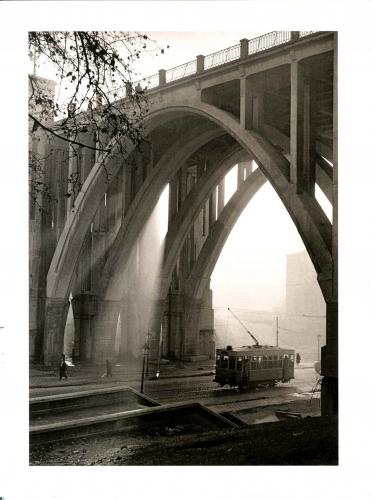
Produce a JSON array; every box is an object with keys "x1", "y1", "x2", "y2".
[{"x1": 29, "y1": 31, "x2": 337, "y2": 414}]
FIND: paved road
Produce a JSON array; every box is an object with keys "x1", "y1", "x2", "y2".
[
  {"x1": 30, "y1": 367, "x2": 321, "y2": 426},
  {"x1": 144, "y1": 367, "x2": 321, "y2": 419}
]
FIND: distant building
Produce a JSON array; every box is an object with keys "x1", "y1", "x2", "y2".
[
  {"x1": 283, "y1": 250, "x2": 325, "y2": 362},
  {"x1": 286, "y1": 250, "x2": 325, "y2": 317}
]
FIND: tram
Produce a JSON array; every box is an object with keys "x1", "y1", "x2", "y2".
[{"x1": 214, "y1": 309, "x2": 295, "y2": 389}]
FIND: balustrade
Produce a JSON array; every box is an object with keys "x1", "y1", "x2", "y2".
[
  {"x1": 108, "y1": 30, "x2": 319, "y2": 100},
  {"x1": 166, "y1": 60, "x2": 197, "y2": 83},
  {"x1": 300, "y1": 31, "x2": 317, "y2": 37},
  {"x1": 248, "y1": 31, "x2": 291, "y2": 55},
  {"x1": 204, "y1": 44, "x2": 240, "y2": 70}
]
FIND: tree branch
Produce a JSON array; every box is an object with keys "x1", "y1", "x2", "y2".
[{"x1": 29, "y1": 113, "x2": 111, "y2": 153}]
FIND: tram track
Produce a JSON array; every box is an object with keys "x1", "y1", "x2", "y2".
[{"x1": 30, "y1": 369, "x2": 318, "y2": 441}]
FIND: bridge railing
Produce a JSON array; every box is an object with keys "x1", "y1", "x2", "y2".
[
  {"x1": 166, "y1": 60, "x2": 197, "y2": 83},
  {"x1": 108, "y1": 30, "x2": 319, "y2": 102},
  {"x1": 300, "y1": 31, "x2": 317, "y2": 37},
  {"x1": 133, "y1": 73, "x2": 159, "y2": 91},
  {"x1": 248, "y1": 31, "x2": 291, "y2": 55},
  {"x1": 204, "y1": 43, "x2": 240, "y2": 70}
]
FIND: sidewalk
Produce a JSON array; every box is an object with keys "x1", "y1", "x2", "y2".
[
  {"x1": 30, "y1": 360, "x2": 315, "y2": 391},
  {"x1": 29, "y1": 359, "x2": 216, "y2": 390}
]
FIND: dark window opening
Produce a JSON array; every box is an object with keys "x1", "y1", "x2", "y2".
[{"x1": 229, "y1": 356, "x2": 236, "y2": 370}]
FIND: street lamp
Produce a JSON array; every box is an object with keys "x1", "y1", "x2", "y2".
[
  {"x1": 140, "y1": 339, "x2": 150, "y2": 394},
  {"x1": 145, "y1": 332, "x2": 152, "y2": 377}
]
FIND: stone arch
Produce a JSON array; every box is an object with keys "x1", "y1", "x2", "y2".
[
  {"x1": 47, "y1": 100, "x2": 332, "y2": 303},
  {"x1": 44, "y1": 99, "x2": 333, "y2": 365},
  {"x1": 100, "y1": 99, "x2": 332, "y2": 303}
]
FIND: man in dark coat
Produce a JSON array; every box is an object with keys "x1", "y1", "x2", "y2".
[
  {"x1": 296, "y1": 352, "x2": 301, "y2": 366},
  {"x1": 59, "y1": 354, "x2": 68, "y2": 380}
]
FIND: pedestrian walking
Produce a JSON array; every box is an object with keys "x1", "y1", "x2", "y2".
[
  {"x1": 296, "y1": 352, "x2": 301, "y2": 366},
  {"x1": 59, "y1": 354, "x2": 68, "y2": 381}
]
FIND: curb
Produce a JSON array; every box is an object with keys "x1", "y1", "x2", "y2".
[{"x1": 30, "y1": 370, "x2": 215, "y2": 389}]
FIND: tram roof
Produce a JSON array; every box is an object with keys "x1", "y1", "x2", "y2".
[{"x1": 217, "y1": 346, "x2": 294, "y2": 355}]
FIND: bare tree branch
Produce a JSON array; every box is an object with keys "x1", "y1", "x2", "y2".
[{"x1": 29, "y1": 112, "x2": 111, "y2": 153}]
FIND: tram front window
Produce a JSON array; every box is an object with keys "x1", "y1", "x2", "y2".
[
  {"x1": 237, "y1": 357, "x2": 243, "y2": 371},
  {"x1": 229, "y1": 356, "x2": 236, "y2": 370},
  {"x1": 216, "y1": 354, "x2": 221, "y2": 366}
]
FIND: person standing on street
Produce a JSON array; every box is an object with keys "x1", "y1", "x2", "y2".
[
  {"x1": 296, "y1": 352, "x2": 301, "y2": 366},
  {"x1": 59, "y1": 354, "x2": 68, "y2": 381}
]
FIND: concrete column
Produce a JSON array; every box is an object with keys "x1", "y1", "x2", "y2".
[
  {"x1": 291, "y1": 31, "x2": 300, "y2": 41},
  {"x1": 43, "y1": 298, "x2": 70, "y2": 367},
  {"x1": 240, "y1": 77, "x2": 251, "y2": 130},
  {"x1": 55, "y1": 145, "x2": 69, "y2": 240},
  {"x1": 208, "y1": 190, "x2": 217, "y2": 228},
  {"x1": 158, "y1": 69, "x2": 166, "y2": 86},
  {"x1": 148, "y1": 299, "x2": 167, "y2": 362},
  {"x1": 167, "y1": 293, "x2": 184, "y2": 359},
  {"x1": 242, "y1": 75, "x2": 264, "y2": 132},
  {"x1": 252, "y1": 87, "x2": 264, "y2": 131},
  {"x1": 71, "y1": 293, "x2": 97, "y2": 363},
  {"x1": 183, "y1": 282, "x2": 214, "y2": 360},
  {"x1": 91, "y1": 299, "x2": 121, "y2": 364},
  {"x1": 321, "y1": 301, "x2": 338, "y2": 415},
  {"x1": 240, "y1": 160, "x2": 254, "y2": 180},
  {"x1": 240, "y1": 39, "x2": 249, "y2": 59},
  {"x1": 290, "y1": 58, "x2": 304, "y2": 191},
  {"x1": 332, "y1": 32, "x2": 338, "y2": 303},
  {"x1": 291, "y1": 60, "x2": 316, "y2": 194},
  {"x1": 302, "y1": 79, "x2": 316, "y2": 194},
  {"x1": 196, "y1": 55, "x2": 205, "y2": 74},
  {"x1": 237, "y1": 163, "x2": 246, "y2": 186},
  {"x1": 183, "y1": 296, "x2": 201, "y2": 358},
  {"x1": 168, "y1": 175, "x2": 179, "y2": 226},
  {"x1": 217, "y1": 180, "x2": 225, "y2": 215},
  {"x1": 322, "y1": 34, "x2": 338, "y2": 417}
]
